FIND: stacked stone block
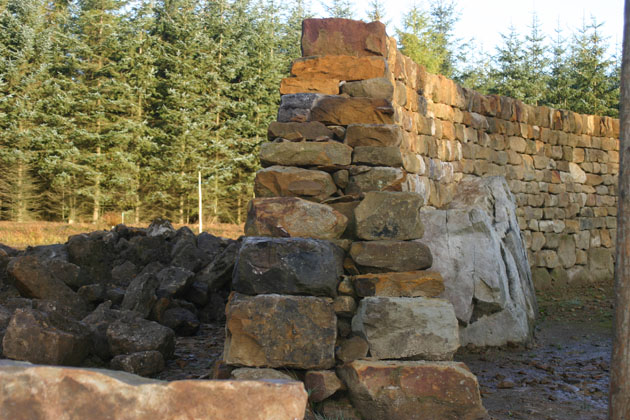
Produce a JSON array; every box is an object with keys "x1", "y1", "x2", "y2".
[{"x1": 220, "y1": 18, "x2": 487, "y2": 420}]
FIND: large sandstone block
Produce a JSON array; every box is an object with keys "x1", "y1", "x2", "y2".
[
  {"x1": 254, "y1": 166, "x2": 337, "y2": 202},
  {"x1": 338, "y1": 360, "x2": 487, "y2": 420},
  {"x1": 291, "y1": 56, "x2": 387, "y2": 81},
  {"x1": 244, "y1": 197, "x2": 348, "y2": 240},
  {"x1": 352, "y1": 271, "x2": 444, "y2": 297},
  {"x1": 224, "y1": 293, "x2": 336, "y2": 369},
  {"x1": 260, "y1": 141, "x2": 352, "y2": 167},
  {"x1": 0, "y1": 361, "x2": 308, "y2": 420},
  {"x1": 310, "y1": 97, "x2": 395, "y2": 125},
  {"x1": 354, "y1": 191, "x2": 424, "y2": 240},
  {"x1": 352, "y1": 297, "x2": 459, "y2": 360},
  {"x1": 7, "y1": 256, "x2": 88, "y2": 317},
  {"x1": 349, "y1": 240, "x2": 432, "y2": 273},
  {"x1": 344, "y1": 124, "x2": 403, "y2": 147},
  {"x1": 233, "y1": 237, "x2": 344, "y2": 297},
  {"x1": 352, "y1": 146, "x2": 404, "y2": 167},
  {"x1": 3, "y1": 308, "x2": 91, "y2": 366},
  {"x1": 268, "y1": 121, "x2": 333, "y2": 141},
  {"x1": 345, "y1": 166, "x2": 405, "y2": 194},
  {"x1": 342, "y1": 77, "x2": 394, "y2": 100},
  {"x1": 280, "y1": 77, "x2": 340, "y2": 95},
  {"x1": 301, "y1": 18, "x2": 388, "y2": 57}
]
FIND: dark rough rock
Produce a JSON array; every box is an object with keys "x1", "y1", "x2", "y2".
[
  {"x1": 106, "y1": 316, "x2": 175, "y2": 359},
  {"x1": 233, "y1": 237, "x2": 344, "y2": 297},
  {"x1": 7, "y1": 255, "x2": 89, "y2": 317},
  {"x1": 155, "y1": 266, "x2": 195, "y2": 298},
  {"x1": 121, "y1": 273, "x2": 159, "y2": 318},
  {"x1": 268, "y1": 121, "x2": 333, "y2": 141},
  {"x1": 335, "y1": 336, "x2": 369, "y2": 363},
  {"x1": 67, "y1": 231, "x2": 115, "y2": 285},
  {"x1": 22, "y1": 243, "x2": 69, "y2": 260},
  {"x1": 126, "y1": 235, "x2": 170, "y2": 266},
  {"x1": 276, "y1": 93, "x2": 323, "y2": 122},
  {"x1": 304, "y1": 370, "x2": 345, "y2": 403},
  {"x1": 3, "y1": 307, "x2": 91, "y2": 366},
  {"x1": 224, "y1": 293, "x2": 336, "y2": 369},
  {"x1": 184, "y1": 280, "x2": 209, "y2": 307},
  {"x1": 197, "y1": 232, "x2": 230, "y2": 262},
  {"x1": 160, "y1": 307, "x2": 200, "y2": 336},
  {"x1": 77, "y1": 283, "x2": 106, "y2": 303},
  {"x1": 111, "y1": 260, "x2": 139, "y2": 288},
  {"x1": 109, "y1": 350, "x2": 165, "y2": 377},
  {"x1": 46, "y1": 259, "x2": 81, "y2": 289},
  {"x1": 349, "y1": 240, "x2": 433, "y2": 273},
  {"x1": 194, "y1": 241, "x2": 240, "y2": 292},
  {"x1": 199, "y1": 292, "x2": 228, "y2": 323},
  {"x1": 146, "y1": 218, "x2": 176, "y2": 239},
  {"x1": 82, "y1": 302, "x2": 141, "y2": 360}
]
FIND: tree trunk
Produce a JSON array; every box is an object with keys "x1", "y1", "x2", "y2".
[
  {"x1": 610, "y1": 1, "x2": 630, "y2": 418},
  {"x1": 15, "y1": 161, "x2": 24, "y2": 223},
  {"x1": 92, "y1": 146, "x2": 101, "y2": 223}
]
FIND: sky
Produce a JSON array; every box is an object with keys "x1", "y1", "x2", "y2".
[{"x1": 310, "y1": 0, "x2": 624, "y2": 55}]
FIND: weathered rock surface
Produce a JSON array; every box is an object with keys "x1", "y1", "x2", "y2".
[
  {"x1": 3, "y1": 308, "x2": 91, "y2": 366},
  {"x1": 260, "y1": 141, "x2": 352, "y2": 167},
  {"x1": 291, "y1": 56, "x2": 387, "y2": 81},
  {"x1": 420, "y1": 176, "x2": 537, "y2": 347},
  {"x1": 67, "y1": 231, "x2": 115, "y2": 285},
  {"x1": 342, "y1": 77, "x2": 394, "y2": 100},
  {"x1": 160, "y1": 307, "x2": 200, "y2": 336},
  {"x1": 276, "y1": 93, "x2": 323, "y2": 122},
  {"x1": 0, "y1": 361, "x2": 308, "y2": 420},
  {"x1": 349, "y1": 240, "x2": 432, "y2": 273},
  {"x1": 304, "y1": 370, "x2": 345, "y2": 402},
  {"x1": 230, "y1": 367, "x2": 294, "y2": 381},
  {"x1": 224, "y1": 293, "x2": 336, "y2": 369},
  {"x1": 352, "y1": 146, "x2": 404, "y2": 167},
  {"x1": 244, "y1": 197, "x2": 348, "y2": 240},
  {"x1": 338, "y1": 360, "x2": 487, "y2": 420},
  {"x1": 352, "y1": 297, "x2": 459, "y2": 360},
  {"x1": 280, "y1": 77, "x2": 340, "y2": 95},
  {"x1": 193, "y1": 240, "x2": 240, "y2": 292},
  {"x1": 254, "y1": 166, "x2": 337, "y2": 201},
  {"x1": 354, "y1": 191, "x2": 424, "y2": 240},
  {"x1": 7, "y1": 256, "x2": 89, "y2": 317},
  {"x1": 121, "y1": 273, "x2": 159, "y2": 318},
  {"x1": 156, "y1": 266, "x2": 194, "y2": 298},
  {"x1": 268, "y1": 121, "x2": 333, "y2": 141},
  {"x1": 106, "y1": 316, "x2": 175, "y2": 359},
  {"x1": 301, "y1": 18, "x2": 388, "y2": 57},
  {"x1": 352, "y1": 271, "x2": 444, "y2": 297},
  {"x1": 335, "y1": 336, "x2": 369, "y2": 363},
  {"x1": 344, "y1": 124, "x2": 403, "y2": 148},
  {"x1": 345, "y1": 166, "x2": 405, "y2": 194},
  {"x1": 110, "y1": 350, "x2": 165, "y2": 377},
  {"x1": 233, "y1": 237, "x2": 344, "y2": 297},
  {"x1": 310, "y1": 96, "x2": 395, "y2": 125}
]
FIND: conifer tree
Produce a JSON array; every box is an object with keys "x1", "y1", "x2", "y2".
[
  {"x1": 489, "y1": 26, "x2": 528, "y2": 101},
  {"x1": 366, "y1": 0, "x2": 386, "y2": 22},
  {"x1": 523, "y1": 13, "x2": 549, "y2": 105},
  {"x1": 321, "y1": 0, "x2": 353, "y2": 19}
]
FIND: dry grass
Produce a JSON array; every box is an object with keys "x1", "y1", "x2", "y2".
[{"x1": 0, "y1": 221, "x2": 243, "y2": 250}]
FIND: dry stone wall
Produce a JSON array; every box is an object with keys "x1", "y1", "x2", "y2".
[{"x1": 278, "y1": 18, "x2": 619, "y2": 289}]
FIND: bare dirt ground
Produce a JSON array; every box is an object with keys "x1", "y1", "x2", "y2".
[
  {"x1": 156, "y1": 282, "x2": 614, "y2": 420},
  {"x1": 457, "y1": 282, "x2": 614, "y2": 420}
]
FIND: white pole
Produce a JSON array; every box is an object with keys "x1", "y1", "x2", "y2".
[{"x1": 198, "y1": 171, "x2": 203, "y2": 234}]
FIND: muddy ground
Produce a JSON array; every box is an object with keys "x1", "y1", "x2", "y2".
[{"x1": 157, "y1": 283, "x2": 614, "y2": 420}]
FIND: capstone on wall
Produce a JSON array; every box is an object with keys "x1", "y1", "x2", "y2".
[{"x1": 276, "y1": 18, "x2": 618, "y2": 289}]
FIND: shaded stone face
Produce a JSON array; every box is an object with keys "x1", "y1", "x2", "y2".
[
  {"x1": 344, "y1": 124, "x2": 403, "y2": 148},
  {"x1": 259, "y1": 141, "x2": 352, "y2": 167},
  {"x1": 268, "y1": 121, "x2": 333, "y2": 141},
  {"x1": 254, "y1": 166, "x2": 337, "y2": 202},
  {"x1": 352, "y1": 296, "x2": 459, "y2": 361},
  {"x1": 106, "y1": 316, "x2": 175, "y2": 360},
  {"x1": 0, "y1": 361, "x2": 308, "y2": 420},
  {"x1": 349, "y1": 240, "x2": 432, "y2": 273},
  {"x1": 2, "y1": 308, "x2": 91, "y2": 366},
  {"x1": 352, "y1": 270, "x2": 444, "y2": 297},
  {"x1": 338, "y1": 360, "x2": 487, "y2": 420},
  {"x1": 345, "y1": 166, "x2": 405, "y2": 195},
  {"x1": 244, "y1": 197, "x2": 348, "y2": 240},
  {"x1": 301, "y1": 18, "x2": 388, "y2": 57},
  {"x1": 233, "y1": 237, "x2": 344, "y2": 297},
  {"x1": 224, "y1": 293, "x2": 336, "y2": 370},
  {"x1": 354, "y1": 191, "x2": 425, "y2": 241},
  {"x1": 310, "y1": 97, "x2": 395, "y2": 126}
]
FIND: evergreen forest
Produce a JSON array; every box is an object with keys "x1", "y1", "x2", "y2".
[{"x1": 0, "y1": 0, "x2": 621, "y2": 224}]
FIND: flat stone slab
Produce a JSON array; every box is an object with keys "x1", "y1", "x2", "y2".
[
  {"x1": 244, "y1": 197, "x2": 347, "y2": 240},
  {"x1": 254, "y1": 166, "x2": 337, "y2": 202},
  {"x1": 352, "y1": 296, "x2": 459, "y2": 360},
  {"x1": 291, "y1": 56, "x2": 387, "y2": 81},
  {"x1": 301, "y1": 18, "x2": 388, "y2": 57},
  {"x1": 0, "y1": 361, "x2": 308, "y2": 420},
  {"x1": 349, "y1": 240, "x2": 432, "y2": 273},
  {"x1": 233, "y1": 237, "x2": 344, "y2": 297},
  {"x1": 224, "y1": 293, "x2": 336, "y2": 370},
  {"x1": 338, "y1": 360, "x2": 487, "y2": 420},
  {"x1": 260, "y1": 141, "x2": 352, "y2": 167},
  {"x1": 352, "y1": 271, "x2": 444, "y2": 297},
  {"x1": 344, "y1": 124, "x2": 403, "y2": 148}
]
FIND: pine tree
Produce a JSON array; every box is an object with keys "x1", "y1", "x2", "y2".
[
  {"x1": 397, "y1": 4, "x2": 447, "y2": 74},
  {"x1": 489, "y1": 26, "x2": 528, "y2": 101},
  {"x1": 427, "y1": 0, "x2": 459, "y2": 77},
  {"x1": 522, "y1": 13, "x2": 549, "y2": 105},
  {"x1": 366, "y1": 0, "x2": 386, "y2": 22},
  {"x1": 545, "y1": 22, "x2": 572, "y2": 110},
  {"x1": 321, "y1": 0, "x2": 353, "y2": 19}
]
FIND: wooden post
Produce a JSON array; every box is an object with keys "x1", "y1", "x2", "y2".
[
  {"x1": 610, "y1": 1, "x2": 630, "y2": 417},
  {"x1": 198, "y1": 171, "x2": 203, "y2": 234}
]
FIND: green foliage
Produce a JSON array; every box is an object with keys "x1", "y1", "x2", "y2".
[{"x1": 321, "y1": 0, "x2": 353, "y2": 19}]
